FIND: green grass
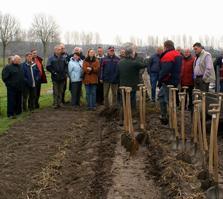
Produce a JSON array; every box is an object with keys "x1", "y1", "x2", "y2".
[
  {"x1": 0, "y1": 67, "x2": 87, "y2": 134},
  {"x1": 0, "y1": 69, "x2": 54, "y2": 134}
]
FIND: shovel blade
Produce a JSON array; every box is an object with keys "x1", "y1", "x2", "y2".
[{"x1": 207, "y1": 185, "x2": 223, "y2": 199}]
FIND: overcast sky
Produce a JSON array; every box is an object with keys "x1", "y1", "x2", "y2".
[{"x1": 1, "y1": 0, "x2": 223, "y2": 45}]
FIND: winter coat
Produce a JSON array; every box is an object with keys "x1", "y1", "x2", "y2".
[
  {"x1": 83, "y1": 58, "x2": 100, "y2": 84},
  {"x1": 214, "y1": 56, "x2": 223, "y2": 81},
  {"x1": 22, "y1": 62, "x2": 41, "y2": 88},
  {"x1": 118, "y1": 57, "x2": 145, "y2": 91},
  {"x1": 2, "y1": 63, "x2": 24, "y2": 90},
  {"x1": 33, "y1": 56, "x2": 47, "y2": 83},
  {"x1": 158, "y1": 49, "x2": 182, "y2": 87},
  {"x1": 147, "y1": 53, "x2": 160, "y2": 73},
  {"x1": 68, "y1": 58, "x2": 83, "y2": 82},
  {"x1": 181, "y1": 56, "x2": 195, "y2": 86},
  {"x1": 46, "y1": 54, "x2": 68, "y2": 82},
  {"x1": 101, "y1": 55, "x2": 120, "y2": 84}
]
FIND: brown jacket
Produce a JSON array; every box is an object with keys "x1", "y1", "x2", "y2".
[{"x1": 83, "y1": 58, "x2": 100, "y2": 84}]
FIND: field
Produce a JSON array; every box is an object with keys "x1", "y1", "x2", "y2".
[{"x1": 0, "y1": 62, "x2": 223, "y2": 198}]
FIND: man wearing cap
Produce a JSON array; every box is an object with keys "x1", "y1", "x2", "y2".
[{"x1": 101, "y1": 46, "x2": 120, "y2": 107}]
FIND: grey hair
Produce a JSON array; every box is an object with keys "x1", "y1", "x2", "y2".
[
  {"x1": 11, "y1": 55, "x2": 21, "y2": 62},
  {"x1": 122, "y1": 42, "x2": 136, "y2": 57}
]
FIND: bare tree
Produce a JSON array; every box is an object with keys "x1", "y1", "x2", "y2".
[
  {"x1": 30, "y1": 14, "x2": 60, "y2": 64},
  {"x1": 114, "y1": 35, "x2": 122, "y2": 46},
  {"x1": 182, "y1": 34, "x2": 187, "y2": 48},
  {"x1": 0, "y1": 13, "x2": 20, "y2": 66},
  {"x1": 70, "y1": 31, "x2": 80, "y2": 45},
  {"x1": 94, "y1": 32, "x2": 101, "y2": 45},
  {"x1": 64, "y1": 31, "x2": 71, "y2": 44}
]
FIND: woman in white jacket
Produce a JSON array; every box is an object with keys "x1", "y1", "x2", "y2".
[{"x1": 68, "y1": 52, "x2": 83, "y2": 109}]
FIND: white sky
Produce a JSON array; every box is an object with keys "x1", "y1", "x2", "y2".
[{"x1": 1, "y1": 0, "x2": 223, "y2": 45}]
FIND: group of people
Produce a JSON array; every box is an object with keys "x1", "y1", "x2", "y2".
[
  {"x1": 154, "y1": 41, "x2": 216, "y2": 124},
  {"x1": 46, "y1": 43, "x2": 144, "y2": 111},
  {"x1": 1, "y1": 40, "x2": 220, "y2": 126},
  {"x1": 2, "y1": 50, "x2": 47, "y2": 118}
]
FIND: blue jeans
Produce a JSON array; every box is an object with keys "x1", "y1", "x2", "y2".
[
  {"x1": 85, "y1": 84, "x2": 97, "y2": 108},
  {"x1": 150, "y1": 73, "x2": 159, "y2": 101}
]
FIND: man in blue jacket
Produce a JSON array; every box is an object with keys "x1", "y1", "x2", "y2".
[
  {"x1": 22, "y1": 52, "x2": 41, "y2": 111},
  {"x1": 158, "y1": 40, "x2": 182, "y2": 125},
  {"x1": 101, "y1": 46, "x2": 120, "y2": 107},
  {"x1": 147, "y1": 47, "x2": 163, "y2": 102},
  {"x1": 46, "y1": 45, "x2": 68, "y2": 108}
]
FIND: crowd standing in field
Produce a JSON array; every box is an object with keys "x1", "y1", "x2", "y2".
[{"x1": 1, "y1": 40, "x2": 219, "y2": 125}]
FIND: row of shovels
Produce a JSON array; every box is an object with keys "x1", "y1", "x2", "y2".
[
  {"x1": 168, "y1": 86, "x2": 222, "y2": 196},
  {"x1": 120, "y1": 84, "x2": 147, "y2": 155}
]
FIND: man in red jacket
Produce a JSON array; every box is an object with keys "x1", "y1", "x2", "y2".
[{"x1": 180, "y1": 49, "x2": 195, "y2": 110}]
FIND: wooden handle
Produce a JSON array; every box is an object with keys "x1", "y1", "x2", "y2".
[
  {"x1": 139, "y1": 87, "x2": 144, "y2": 129},
  {"x1": 167, "y1": 85, "x2": 174, "y2": 88},
  {"x1": 180, "y1": 92, "x2": 186, "y2": 149},
  {"x1": 121, "y1": 89, "x2": 128, "y2": 131},
  {"x1": 142, "y1": 87, "x2": 147, "y2": 129},
  {"x1": 202, "y1": 93, "x2": 208, "y2": 151},
  {"x1": 209, "y1": 104, "x2": 220, "y2": 108}
]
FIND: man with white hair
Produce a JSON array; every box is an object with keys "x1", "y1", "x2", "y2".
[{"x1": 2, "y1": 55, "x2": 24, "y2": 118}]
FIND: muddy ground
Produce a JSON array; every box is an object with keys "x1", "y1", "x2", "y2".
[{"x1": 0, "y1": 102, "x2": 222, "y2": 199}]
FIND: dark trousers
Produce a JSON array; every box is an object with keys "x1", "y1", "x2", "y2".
[
  {"x1": 96, "y1": 81, "x2": 104, "y2": 105},
  {"x1": 35, "y1": 83, "x2": 41, "y2": 108},
  {"x1": 220, "y1": 81, "x2": 223, "y2": 92},
  {"x1": 7, "y1": 87, "x2": 22, "y2": 117},
  {"x1": 71, "y1": 81, "x2": 82, "y2": 107},
  {"x1": 150, "y1": 73, "x2": 159, "y2": 101},
  {"x1": 23, "y1": 86, "x2": 36, "y2": 111},
  {"x1": 194, "y1": 77, "x2": 209, "y2": 92},
  {"x1": 181, "y1": 85, "x2": 193, "y2": 110},
  {"x1": 62, "y1": 77, "x2": 67, "y2": 103},
  {"x1": 53, "y1": 81, "x2": 65, "y2": 106}
]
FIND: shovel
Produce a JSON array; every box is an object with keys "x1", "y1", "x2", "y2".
[
  {"x1": 126, "y1": 87, "x2": 139, "y2": 155},
  {"x1": 171, "y1": 87, "x2": 179, "y2": 150},
  {"x1": 207, "y1": 106, "x2": 221, "y2": 199},
  {"x1": 120, "y1": 86, "x2": 128, "y2": 131},
  {"x1": 167, "y1": 85, "x2": 174, "y2": 129},
  {"x1": 190, "y1": 90, "x2": 201, "y2": 154},
  {"x1": 178, "y1": 92, "x2": 186, "y2": 151},
  {"x1": 135, "y1": 84, "x2": 150, "y2": 146}
]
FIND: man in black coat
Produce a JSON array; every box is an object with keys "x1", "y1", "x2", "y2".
[
  {"x1": 46, "y1": 45, "x2": 68, "y2": 108},
  {"x1": 2, "y1": 55, "x2": 24, "y2": 118}
]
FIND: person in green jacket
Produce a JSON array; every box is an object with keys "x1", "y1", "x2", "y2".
[{"x1": 117, "y1": 42, "x2": 145, "y2": 110}]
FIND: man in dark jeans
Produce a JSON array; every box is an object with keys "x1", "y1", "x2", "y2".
[
  {"x1": 2, "y1": 55, "x2": 24, "y2": 118},
  {"x1": 96, "y1": 47, "x2": 105, "y2": 105},
  {"x1": 158, "y1": 40, "x2": 182, "y2": 125},
  {"x1": 147, "y1": 47, "x2": 163, "y2": 102},
  {"x1": 60, "y1": 43, "x2": 69, "y2": 104},
  {"x1": 46, "y1": 45, "x2": 68, "y2": 108},
  {"x1": 22, "y1": 52, "x2": 41, "y2": 111}
]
